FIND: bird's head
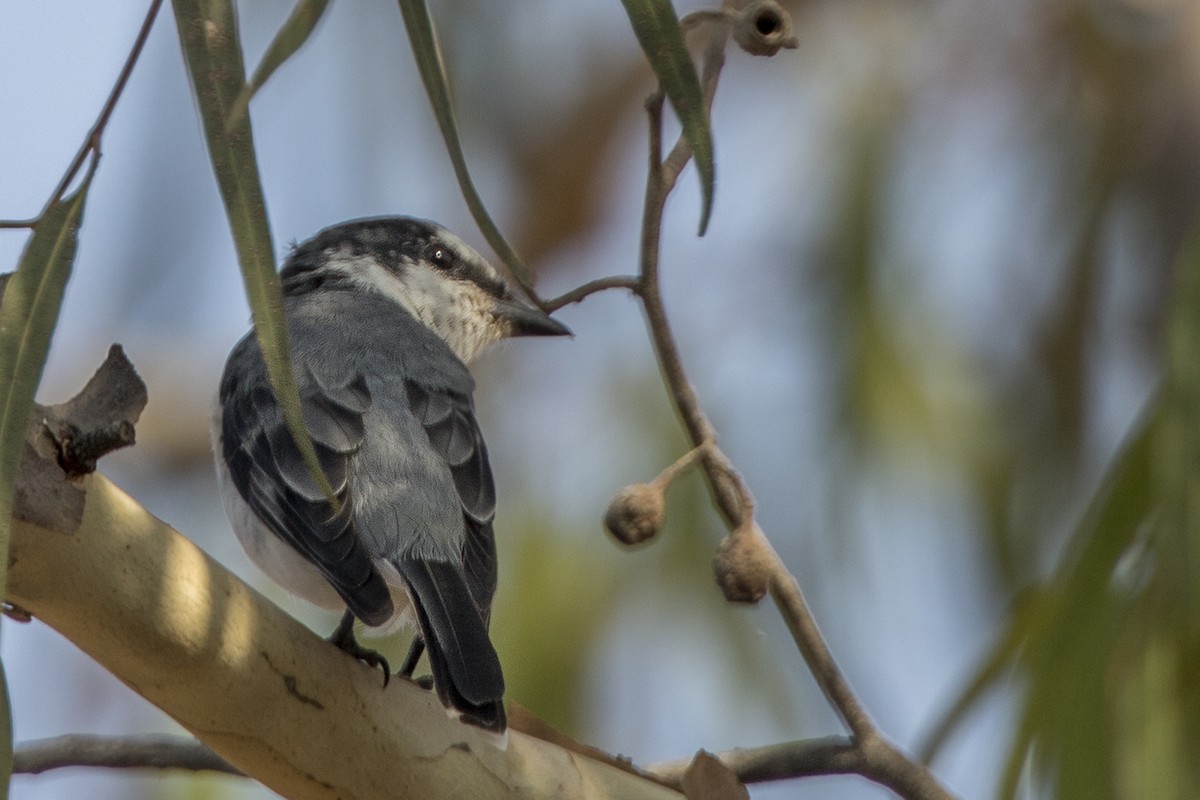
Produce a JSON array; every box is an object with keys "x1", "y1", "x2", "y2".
[{"x1": 280, "y1": 216, "x2": 570, "y2": 363}]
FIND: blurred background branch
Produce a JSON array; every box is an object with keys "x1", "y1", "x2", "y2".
[{"x1": 14, "y1": 735, "x2": 239, "y2": 777}]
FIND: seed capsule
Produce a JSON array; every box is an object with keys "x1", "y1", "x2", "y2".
[{"x1": 603, "y1": 482, "x2": 666, "y2": 547}]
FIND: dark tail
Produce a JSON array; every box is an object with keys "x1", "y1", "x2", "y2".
[{"x1": 399, "y1": 558, "x2": 506, "y2": 732}]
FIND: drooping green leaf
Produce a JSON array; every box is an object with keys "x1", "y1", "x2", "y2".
[
  {"x1": 0, "y1": 166, "x2": 94, "y2": 589},
  {"x1": 1011, "y1": 410, "x2": 1153, "y2": 800},
  {"x1": 1051, "y1": 405, "x2": 1155, "y2": 621},
  {"x1": 0, "y1": 661, "x2": 9, "y2": 800},
  {"x1": 395, "y1": 0, "x2": 533, "y2": 290},
  {"x1": 173, "y1": 0, "x2": 335, "y2": 504},
  {"x1": 1022, "y1": 591, "x2": 1130, "y2": 800},
  {"x1": 918, "y1": 586, "x2": 1048, "y2": 763},
  {"x1": 979, "y1": 221, "x2": 1200, "y2": 799},
  {"x1": 0, "y1": 167, "x2": 93, "y2": 800},
  {"x1": 1160, "y1": 220, "x2": 1200, "y2": 624},
  {"x1": 925, "y1": 402, "x2": 1157, "y2": 797},
  {"x1": 620, "y1": 0, "x2": 715, "y2": 235},
  {"x1": 1113, "y1": 626, "x2": 1193, "y2": 800},
  {"x1": 226, "y1": 0, "x2": 332, "y2": 131},
  {"x1": 1124, "y1": 217, "x2": 1200, "y2": 800}
]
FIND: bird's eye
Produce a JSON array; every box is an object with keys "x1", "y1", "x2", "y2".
[{"x1": 430, "y1": 247, "x2": 450, "y2": 269}]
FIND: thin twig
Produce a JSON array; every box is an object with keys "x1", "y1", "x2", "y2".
[
  {"x1": 14, "y1": 734, "x2": 241, "y2": 776},
  {"x1": 639, "y1": 9, "x2": 861, "y2": 715},
  {"x1": 631, "y1": 14, "x2": 957, "y2": 800},
  {"x1": 680, "y1": 8, "x2": 735, "y2": 33},
  {"x1": 637, "y1": 48, "x2": 745, "y2": 528},
  {"x1": 541, "y1": 275, "x2": 641, "y2": 312},
  {"x1": 651, "y1": 10, "x2": 883, "y2": 749},
  {"x1": 652, "y1": 440, "x2": 714, "y2": 488},
  {"x1": 0, "y1": 0, "x2": 163, "y2": 229},
  {"x1": 759, "y1": 533, "x2": 875, "y2": 741}
]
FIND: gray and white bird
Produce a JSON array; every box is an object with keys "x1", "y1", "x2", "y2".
[{"x1": 213, "y1": 216, "x2": 569, "y2": 733}]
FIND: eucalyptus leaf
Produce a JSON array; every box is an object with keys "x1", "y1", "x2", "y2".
[
  {"x1": 918, "y1": 587, "x2": 1048, "y2": 763},
  {"x1": 0, "y1": 662, "x2": 8, "y2": 800},
  {"x1": 173, "y1": 0, "x2": 336, "y2": 505},
  {"x1": 396, "y1": 0, "x2": 533, "y2": 290},
  {"x1": 620, "y1": 0, "x2": 715, "y2": 235},
  {"x1": 0, "y1": 166, "x2": 94, "y2": 588},
  {"x1": 925, "y1": 403, "x2": 1156, "y2": 795},
  {"x1": 1124, "y1": 218, "x2": 1200, "y2": 800},
  {"x1": 1161, "y1": 220, "x2": 1200, "y2": 619},
  {"x1": 226, "y1": 0, "x2": 332, "y2": 131},
  {"x1": 1009, "y1": 412, "x2": 1152, "y2": 798},
  {"x1": 982, "y1": 222, "x2": 1200, "y2": 799}
]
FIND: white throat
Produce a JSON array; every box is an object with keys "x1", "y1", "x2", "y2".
[{"x1": 341, "y1": 255, "x2": 503, "y2": 364}]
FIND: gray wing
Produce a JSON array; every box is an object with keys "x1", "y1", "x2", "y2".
[
  {"x1": 402, "y1": 378, "x2": 498, "y2": 614},
  {"x1": 399, "y1": 378, "x2": 505, "y2": 731},
  {"x1": 220, "y1": 336, "x2": 394, "y2": 627}
]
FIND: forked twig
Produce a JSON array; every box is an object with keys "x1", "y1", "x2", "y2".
[{"x1": 604, "y1": 5, "x2": 956, "y2": 797}]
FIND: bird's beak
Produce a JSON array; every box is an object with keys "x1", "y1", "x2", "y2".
[{"x1": 493, "y1": 298, "x2": 573, "y2": 337}]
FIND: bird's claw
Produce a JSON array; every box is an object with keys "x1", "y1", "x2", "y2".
[
  {"x1": 348, "y1": 645, "x2": 391, "y2": 687},
  {"x1": 328, "y1": 611, "x2": 392, "y2": 687}
]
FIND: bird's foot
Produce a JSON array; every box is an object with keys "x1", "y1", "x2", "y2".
[{"x1": 328, "y1": 610, "x2": 391, "y2": 687}]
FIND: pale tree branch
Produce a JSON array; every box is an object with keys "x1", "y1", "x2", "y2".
[
  {"x1": 6, "y1": 398, "x2": 680, "y2": 799},
  {"x1": 9, "y1": 705, "x2": 660, "y2": 787}
]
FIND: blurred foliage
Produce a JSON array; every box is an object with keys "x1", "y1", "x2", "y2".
[
  {"x1": 169, "y1": 772, "x2": 242, "y2": 800},
  {"x1": 923, "y1": 219, "x2": 1200, "y2": 800},
  {"x1": 494, "y1": 520, "x2": 620, "y2": 733},
  {"x1": 782, "y1": 0, "x2": 1200, "y2": 795}
]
